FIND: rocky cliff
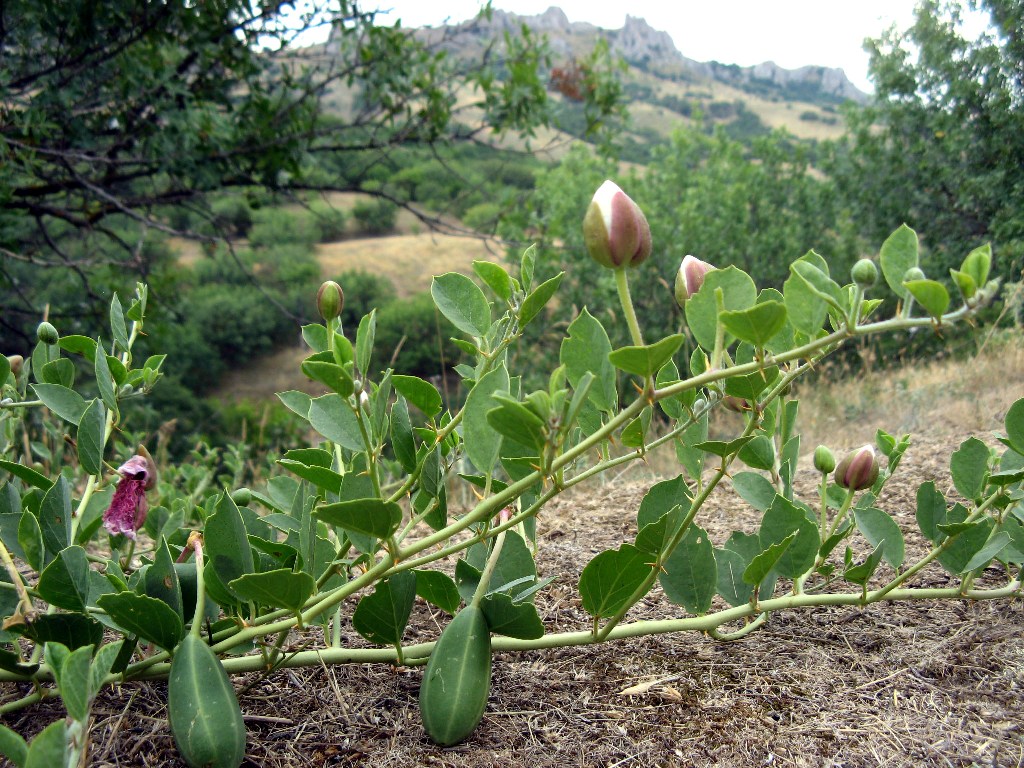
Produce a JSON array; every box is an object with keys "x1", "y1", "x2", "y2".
[{"x1": 441, "y1": 6, "x2": 866, "y2": 103}]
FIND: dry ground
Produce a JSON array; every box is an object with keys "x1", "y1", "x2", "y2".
[{"x1": 4, "y1": 340, "x2": 1024, "y2": 767}]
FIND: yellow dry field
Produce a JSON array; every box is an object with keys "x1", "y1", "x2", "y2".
[
  {"x1": 635, "y1": 73, "x2": 847, "y2": 142},
  {"x1": 315, "y1": 232, "x2": 502, "y2": 298}
]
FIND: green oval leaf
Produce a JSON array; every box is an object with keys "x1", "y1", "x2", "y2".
[
  {"x1": 659, "y1": 524, "x2": 717, "y2": 615},
  {"x1": 29, "y1": 384, "x2": 87, "y2": 425},
  {"x1": 352, "y1": 571, "x2": 417, "y2": 646},
  {"x1": 519, "y1": 273, "x2": 563, "y2": 326},
  {"x1": 315, "y1": 498, "x2": 403, "y2": 540},
  {"x1": 473, "y1": 261, "x2": 513, "y2": 301},
  {"x1": 229, "y1": 569, "x2": 316, "y2": 614},
  {"x1": 431, "y1": 272, "x2": 491, "y2": 338},
  {"x1": 950, "y1": 437, "x2": 991, "y2": 500},
  {"x1": 414, "y1": 569, "x2": 461, "y2": 614},
  {"x1": 719, "y1": 301, "x2": 788, "y2": 348},
  {"x1": 307, "y1": 394, "x2": 363, "y2": 451},
  {"x1": 392, "y1": 375, "x2": 443, "y2": 417},
  {"x1": 879, "y1": 224, "x2": 919, "y2": 298},
  {"x1": 463, "y1": 364, "x2": 509, "y2": 474},
  {"x1": 904, "y1": 279, "x2": 950, "y2": 319},
  {"x1": 608, "y1": 334, "x2": 684, "y2": 378},
  {"x1": 560, "y1": 309, "x2": 616, "y2": 413},
  {"x1": 76, "y1": 399, "x2": 105, "y2": 476},
  {"x1": 685, "y1": 266, "x2": 757, "y2": 350},
  {"x1": 854, "y1": 507, "x2": 905, "y2": 569},
  {"x1": 578, "y1": 544, "x2": 653, "y2": 619},
  {"x1": 37, "y1": 546, "x2": 91, "y2": 612},
  {"x1": 96, "y1": 592, "x2": 184, "y2": 651},
  {"x1": 479, "y1": 593, "x2": 544, "y2": 639},
  {"x1": 38, "y1": 476, "x2": 72, "y2": 556}
]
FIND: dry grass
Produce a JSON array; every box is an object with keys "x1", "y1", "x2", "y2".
[
  {"x1": 794, "y1": 331, "x2": 1024, "y2": 452},
  {"x1": 642, "y1": 73, "x2": 847, "y2": 142},
  {"x1": 316, "y1": 232, "x2": 501, "y2": 298},
  {"x1": 6, "y1": 434, "x2": 1022, "y2": 767}
]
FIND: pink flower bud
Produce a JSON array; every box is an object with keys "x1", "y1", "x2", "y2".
[
  {"x1": 674, "y1": 255, "x2": 715, "y2": 306},
  {"x1": 834, "y1": 445, "x2": 879, "y2": 491},
  {"x1": 582, "y1": 180, "x2": 652, "y2": 269}
]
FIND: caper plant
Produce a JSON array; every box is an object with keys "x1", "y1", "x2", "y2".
[{"x1": 0, "y1": 186, "x2": 1021, "y2": 766}]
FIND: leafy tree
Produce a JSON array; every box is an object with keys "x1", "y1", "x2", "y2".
[
  {"x1": 828, "y1": 0, "x2": 1024, "y2": 279},
  {"x1": 505, "y1": 128, "x2": 856, "y2": 354},
  {"x1": 0, "y1": 0, "x2": 623, "y2": 348}
]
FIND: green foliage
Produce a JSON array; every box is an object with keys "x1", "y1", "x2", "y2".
[
  {"x1": 507, "y1": 129, "x2": 858, "y2": 356},
  {"x1": 352, "y1": 199, "x2": 398, "y2": 236},
  {"x1": 374, "y1": 293, "x2": 462, "y2": 379},
  {"x1": 827, "y1": 0, "x2": 1024, "y2": 282},
  {"x1": 248, "y1": 209, "x2": 323, "y2": 251}
]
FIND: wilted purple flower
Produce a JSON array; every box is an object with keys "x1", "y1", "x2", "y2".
[
  {"x1": 674, "y1": 255, "x2": 715, "y2": 306},
  {"x1": 834, "y1": 445, "x2": 879, "y2": 491},
  {"x1": 582, "y1": 180, "x2": 652, "y2": 269},
  {"x1": 103, "y1": 450, "x2": 157, "y2": 539}
]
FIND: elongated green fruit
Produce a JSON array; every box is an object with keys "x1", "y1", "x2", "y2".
[
  {"x1": 419, "y1": 605, "x2": 492, "y2": 746},
  {"x1": 168, "y1": 633, "x2": 247, "y2": 768}
]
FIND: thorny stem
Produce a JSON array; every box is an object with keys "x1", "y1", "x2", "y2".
[
  {"x1": 0, "y1": 537, "x2": 33, "y2": 619},
  {"x1": 868, "y1": 489, "x2": 1002, "y2": 603},
  {"x1": 0, "y1": 286, "x2": 996, "y2": 691},
  {"x1": 57, "y1": 581, "x2": 1014, "y2": 687}
]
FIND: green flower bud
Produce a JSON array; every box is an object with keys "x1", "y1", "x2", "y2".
[
  {"x1": 834, "y1": 445, "x2": 880, "y2": 491},
  {"x1": 851, "y1": 259, "x2": 878, "y2": 288},
  {"x1": 36, "y1": 322, "x2": 59, "y2": 346},
  {"x1": 903, "y1": 267, "x2": 925, "y2": 283},
  {"x1": 582, "y1": 180, "x2": 652, "y2": 269},
  {"x1": 317, "y1": 280, "x2": 344, "y2": 321},
  {"x1": 813, "y1": 445, "x2": 836, "y2": 474},
  {"x1": 6, "y1": 355, "x2": 23, "y2": 376},
  {"x1": 674, "y1": 255, "x2": 715, "y2": 306},
  {"x1": 231, "y1": 488, "x2": 252, "y2": 506}
]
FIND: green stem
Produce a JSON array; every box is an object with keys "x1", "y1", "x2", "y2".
[
  {"x1": 471, "y1": 527, "x2": 507, "y2": 608},
  {"x1": 189, "y1": 535, "x2": 207, "y2": 637},
  {"x1": 0, "y1": 399, "x2": 43, "y2": 409},
  {"x1": 707, "y1": 612, "x2": 768, "y2": 641},
  {"x1": 868, "y1": 489, "x2": 1001, "y2": 603},
  {"x1": 90, "y1": 581, "x2": 1018, "y2": 684},
  {"x1": 614, "y1": 267, "x2": 645, "y2": 347},
  {"x1": 0, "y1": 536, "x2": 33, "y2": 618}
]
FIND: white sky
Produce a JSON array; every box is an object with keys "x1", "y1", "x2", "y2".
[{"x1": 363, "y1": 1, "x2": 986, "y2": 93}]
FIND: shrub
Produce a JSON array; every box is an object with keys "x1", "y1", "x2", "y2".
[
  {"x1": 374, "y1": 291, "x2": 461, "y2": 377},
  {"x1": 308, "y1": 200, "x2": 348, "y2": 242},
  {"x1": 352, "y1": 198, "x2": 398, "y2": 235},
  {"x1": 462, "y1": 202, "x2": 502, "y2": 233},
  {"x1": 248, "y1": 207, "x2": 322, "y2": 250},
  {"x1": 332, "y1": 269, "x2": 397, "y2": 330}
]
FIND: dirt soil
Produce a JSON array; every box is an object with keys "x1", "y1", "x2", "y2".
[{"x1": 4, "y1": 429, "x2": 1023, "y2": 768}]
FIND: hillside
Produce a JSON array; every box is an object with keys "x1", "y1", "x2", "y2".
[{"x1": 405, "y1": 7, "x2": 865, "y2": 144}]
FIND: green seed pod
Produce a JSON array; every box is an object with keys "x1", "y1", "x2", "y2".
[
  {"x1": 419, "y1": 605, "x2": 492, "y2": 746},
  {"x1": 813, "y1": 445, "x2": 836, "y2": 474},
  {"x1": 851, "y1": 259, "x2": 878, "y2": 288},
  {"x1": 230, "y1": 488, "x2": 252, "y2": 507},
  {"x1": 168, "y1": 633, "x2": 247, "y2": 768},
  {"x1": 36, "y1": 322, "x2": 59, "y2": 346},
  {"x1": 316, "y1": 280, "x2": 344, "y2": 322}
]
